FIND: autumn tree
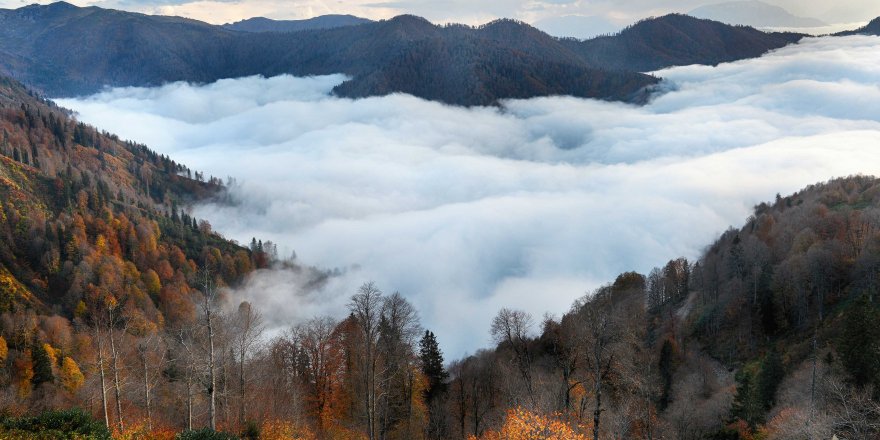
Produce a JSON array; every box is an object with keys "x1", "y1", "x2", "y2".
[{"x1": 348, "y1": 282, "x2": 384, "y2": 440}]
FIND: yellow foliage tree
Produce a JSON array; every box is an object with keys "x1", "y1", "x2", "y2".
[
  {"x1": 42, "y1": 343, "x2": 58, "y2": 366},
  {"x1": 470, "y1": 408, "x2": 588, "y2": 440},
  {"x1": 0, "y1": 335, "x2": 7, "y2": 363},
  {"x1": 259, "y1": 419, "x2": 317, "y2": 440},
  {"x1": 60, "y1": 356, "x2": 84, "y2": 392}
]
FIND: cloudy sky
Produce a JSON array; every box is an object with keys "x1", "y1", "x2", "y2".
[
  {"x1": 59, "y1": 35, "x2": 880, "y2": 357},
  {"x1": 2, "y1": 0, "x2": 878, "y2": 29}
]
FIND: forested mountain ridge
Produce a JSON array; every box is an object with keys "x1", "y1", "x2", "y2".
[
  {"x1": 222, "y1": 15, "x2": 372, "y2": 33},
  {"x1": 566, "y1": 14, "x2": 805, "y2": 72},
  {"x1": 0, "y1": 2, "x2": 811, "y2": 105}
]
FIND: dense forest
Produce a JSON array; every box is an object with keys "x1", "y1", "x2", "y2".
[
  {"x1": 0, "y1": 68, "x2": 879, "y2": 439},
  {"x1": 0, "y1": 3, "x2": 816, "y2": 106}
]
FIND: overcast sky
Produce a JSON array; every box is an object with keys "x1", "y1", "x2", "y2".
[
  {"x1": 59, "y1": 36, "x2": 880, "y2": 357},
  {"x1": 1, "y1": 0, "x2": 878, "y2": 27}
]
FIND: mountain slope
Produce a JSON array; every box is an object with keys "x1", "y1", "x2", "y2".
[
  {"x1": 568, "y1": 14, "x2": 804, "y2": 72},
  {"x1": 689, "y1": 1, "x2": 826, "y2": 28},
  {"x1": 0, "y1": 4, "x2": 805, "y2": 105},
  {"x1": 0, "y1": 73, "x2": 270, "y2": 316},
  {"x1": 223, "y1": 15, "x2": 372, "y2": 33}
]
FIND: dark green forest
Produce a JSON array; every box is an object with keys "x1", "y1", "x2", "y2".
[{"x1": 0, "y1": 3, "x2": 810, "y2": 106}]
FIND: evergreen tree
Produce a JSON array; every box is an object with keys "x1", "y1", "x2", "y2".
[
  {"x1": 419, "y1": 330, "x2": 448, "y2": 400},
  {"x1": 757, "y1": 349, "x2": 784, "y2": 411},
  {"x1": 658, "y1": 339, "x2": 674, "y2": 410},
  {"x1": 731, "y1": 370, "x2": 762, "y2": 427},
  {"x1": 32, "y1": 342, "x2": 54, "y2": 386},
  {"x1": 838, "y1": 295, "x2": 880, "y2": 388}
]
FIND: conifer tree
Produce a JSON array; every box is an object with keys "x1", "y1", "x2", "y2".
[
  {"x1": 419, "y1": 330, "x2": 448, "y2": 400},
  {"x1": 757, "y1": 349, "x2": 784, "y2": 411},
  {"x1": 32, "y1": 341, "x2": 54, "y2": 385},
  {"x1": 838, "y1": 295, "x2": 880, "y2": 388}
]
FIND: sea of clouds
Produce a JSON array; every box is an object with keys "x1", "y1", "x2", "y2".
[{"x1": 59, "y1": 35, "x2": 880, "y2": 357}]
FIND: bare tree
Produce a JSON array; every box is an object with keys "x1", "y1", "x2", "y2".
[
  {"x1": 232, "y1": 301, "x2": 264, "y2": 428},
  {"x1": 135, "y1": 330, "x2": 165, "y2": 431},
  {"x1": 199, "y1": 269, "x2": 219, "y2": 431},
  {"x1": 348, "y1": 281, "x2": 384, "y2": 440},
  {"x1": 377, "y1": 291, "x2": 422, "y2": 439},
  {"x1": 106, "y1": 301, "x2": 126, "y2": 433},
  {"x1": 490, "y1": 308, "x2": 535, "y2": 405},
  {"x1": 574, "y1": 287, "x2": 620, "y2": 440}
]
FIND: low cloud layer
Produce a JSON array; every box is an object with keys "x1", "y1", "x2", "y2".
[{"x1": 60, "y1": 36, "x2": 880, "y2": 357}]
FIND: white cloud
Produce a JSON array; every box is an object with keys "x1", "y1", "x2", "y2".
[{"x1": 58, "y1": 35, "x2": 880, "y2": 356}]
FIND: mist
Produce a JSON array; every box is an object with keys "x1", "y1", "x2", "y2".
[{"x1": 59, "y1": 36, "x2": 880, "y2": 357}]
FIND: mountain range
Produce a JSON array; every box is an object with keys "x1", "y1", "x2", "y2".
[{"x1": 0, "y1": 2, "x2": 811, "y2": 106}]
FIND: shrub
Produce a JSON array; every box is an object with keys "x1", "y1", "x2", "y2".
[{"x1": 0, "y1": 408, "x2": 111, "y2": 439}]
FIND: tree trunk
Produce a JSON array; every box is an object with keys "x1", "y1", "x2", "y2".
[
  {"x1": 239, "y1": 348, "x2": 245, "y2": 427},
  {"x1": 108, "y1": 308, "x2": 124, "y2": 432},
  {"x1": 143, "y1": 352, "x2": 151, "y2": 431},
  {"x1": 96, "y1": 327, "x2": 110, "y2": 428},
  {"x1": 592, "y1": 379, "x2": 602, "y2": 440},
  {"x1": 206, "y1": 296, "x2": 217, "y2": 431},
  {"x1": 186, "y1": 365, "x2": 194, "y2": 431}
]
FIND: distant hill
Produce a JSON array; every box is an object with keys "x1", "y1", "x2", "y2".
[
  {"x1": 689, "y1": 1, "x2": 826, "y2": 28},
  {"x1": 532, "y1": 15, "x2": 620, "y2": 40},
  {"x1": 835, "y1": 16, "x2": 880, "y2": 36},
  {"x1": 223, "y1": 15, "x2": 372, "y2": 33},
  {"x1": 566, "y1": 14, "x2": 804, "y2": 72},
  {"x1": 0, "y1": 3, "x2": 805, "y2": 105}
]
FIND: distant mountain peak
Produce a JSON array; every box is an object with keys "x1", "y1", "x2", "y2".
[
  {"x1": 222, "y1": 14, "x2": 371, "y2": 33},
  {"x1": 689, "y1": 1, "x2": 826, "y2": 28},
  {"x1": 835, "y1": 16, "x2": 880, "y2": 36}
]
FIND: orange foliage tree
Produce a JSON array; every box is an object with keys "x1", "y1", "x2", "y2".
[{"x1": 469, "y1": 408, "x2": 588, "y2": 440}]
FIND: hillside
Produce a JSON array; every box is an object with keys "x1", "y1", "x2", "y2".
[
  {"x1": 450, "y1": 176, "x2": 880, "y2": 439},
  {"x1": 223, "y1": 15, "x2": 372, "y2": 33},
  {"x1": 568, "y1": 14, "x2": 804, "y2": 72},
  {"x1": 0, "y1": 73, "x2": 330, "y2": 423},
  {"x1": 0, "y1": 4, "x2": 808, "y2": 105}
]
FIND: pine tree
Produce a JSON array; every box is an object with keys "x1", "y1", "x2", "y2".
[
  {"x1": 731, "y1": 370, "x2": 761, "y2": 427},
  {"x1": 658, "y1": 339, "x2": 674, "y2": 410},
  {"x1": 32, "y1": 341, "x2": 54, "y2": 386},
  {"x1": 419, "y1": 330, "x2": 448, "y2": 400},
  {"x1": 838, "y1": 295, "x2": 880, "y2": 388},
  {"x1": 757, "y1": 349, "x2": 784, "y2": 411}
]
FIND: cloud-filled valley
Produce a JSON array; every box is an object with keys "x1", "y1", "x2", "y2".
[{"x1": 59, "y1": 35, "x2": 880, "y2": 357}]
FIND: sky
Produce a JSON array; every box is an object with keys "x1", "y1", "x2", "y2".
[
  {"x1": 58, "y1": 35, "x2": 880, "y2": 358},
  {"x1": 1, "y1": 0, "x2": 878, "y2": 30}
]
